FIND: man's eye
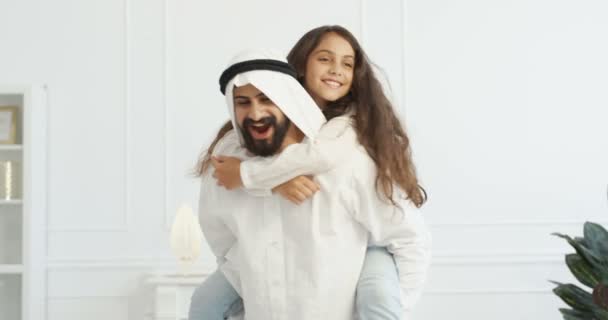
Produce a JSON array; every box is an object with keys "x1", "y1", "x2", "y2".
[
  {"x1": 236, "y1": 101, "x2": 250, "y2": 106},
  {"x1": 318, "y1": 57, "x2": 329, "y2": 62}
]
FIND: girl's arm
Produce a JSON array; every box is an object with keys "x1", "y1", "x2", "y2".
[
  {"x1": 212, "y1": 129, "x2": 274, "y2": 196},
  {"x1": 239, "y1": 115, "x2": 357, "y2": 191}
]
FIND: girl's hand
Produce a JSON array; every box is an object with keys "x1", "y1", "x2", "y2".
[
  {"x1": 272, "y1": 175, "x2": 320, "y2": 205},
  {"x1": 211, "y1": 156, "x2": 243, "y2": 190}
]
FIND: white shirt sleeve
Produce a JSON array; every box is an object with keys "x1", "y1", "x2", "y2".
[
  {"x1": 198, "y1": 174, "x2": 235, "y2": 264},
  {"x1": 349, "y1": 173, "x2": 432, "y2": 315},
  {"x1": 198, "y1": 130, "x2": 244, "y2": 293},
  {"x1": 198, "y1": 174, "x2": 243, "y2": 295},
  {"x1": 239, "y1": 115, "x2": 357, "y2": 191}
]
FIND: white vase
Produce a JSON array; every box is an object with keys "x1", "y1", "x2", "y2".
[{"x1": 170, "y1": 204, "x2": 203, "y2": 275}]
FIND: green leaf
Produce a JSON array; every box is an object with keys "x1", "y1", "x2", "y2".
[
  {"x1": 559, "y1": 308, "x2": 595, "y2": 320},
  {"x1": 566, "y1": 253, "x2": 601, "y2": 288},
  {"x1": 593, "y1": 308, "x2": 608, "y2": 320},
  {"x1": 574, "y1": 236, "x2": 589, "y2": 249},
  {"x1": 553, "y1": 233, "x2": 608, "y2": 272},
  {"x1": 599, "y1": 269, "x2": 608, "y2": 284},
  {"x1": 553, "y1": 282, "x2": 595, "y2": 312},
  {"x1": 584, "y1": 222, "x2": 608, "y2": 257}
]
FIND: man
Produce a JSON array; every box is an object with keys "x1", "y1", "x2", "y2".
[{"x1": 197, "y1": 49, "x2": 430, "y2": 320}]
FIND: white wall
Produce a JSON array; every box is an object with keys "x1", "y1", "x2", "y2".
[
  {"x1": 407, "y1": 0, "x2": 608, "y2": 318},
  {"x1": 0, "y1": 0, "x2": 607, "y2": 319}
]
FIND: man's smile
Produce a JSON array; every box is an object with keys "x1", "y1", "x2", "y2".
[{"x1": 248, "y1": 123, "x2": 274, "y2": 140}]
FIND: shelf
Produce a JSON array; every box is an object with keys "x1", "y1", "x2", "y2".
[
  {"x1": 0, "y1": 264, "x2": 23, "y2": 274},
  {"x1": 0, "y1": 86, "x2": 46, "y2": 319},
  {"x1": 0, "y1": 145, "x2": 23, "y2": 151},
  {"x1": 0, "y1": 200, "x2": 22, "y2": 205}
]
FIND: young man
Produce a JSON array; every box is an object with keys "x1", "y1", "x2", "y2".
[{"x1": 195, "y1": 49, "x2": 430, "y2": 320}]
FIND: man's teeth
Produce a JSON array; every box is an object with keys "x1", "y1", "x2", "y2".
[{"x1": 250, "y1": 124, "x2": 270, "y2": 134}]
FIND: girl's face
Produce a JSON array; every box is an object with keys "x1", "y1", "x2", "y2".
[{"x1": 304, "y1": 32, "x2": 355, "y2": 108}]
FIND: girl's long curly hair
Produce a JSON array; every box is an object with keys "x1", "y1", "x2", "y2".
[
  {"x1": 197, "y1": 25, "x2": 426, "y2": 208},
  {"x1": 288, "y1": 25, "x2": 425, "y2": 207}
]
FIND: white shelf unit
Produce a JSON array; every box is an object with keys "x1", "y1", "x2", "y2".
[
  {"x1": 0, "y1": 199, "x2": 23, "y2": 205},
  {"x1": 0, "y1": 145, "x2": 24, "y2": 151},
  {"x1": 0, "y1": 85, "x2": 47, "y2": 320}
]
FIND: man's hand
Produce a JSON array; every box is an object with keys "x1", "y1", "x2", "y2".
[
  {"x1": 272, "y1": 175, "x2": 320, "y2": 205},
  {"x1": 211, "y1": 156, "x2": 243, "y2": 190}
]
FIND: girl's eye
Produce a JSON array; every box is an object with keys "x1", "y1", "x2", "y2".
[
  {"x1": 235, "y1": 101, "x2": 250, "y2": 106},
  {"x1": 344, "y1": 63, "x2": 353, "y2": 68},
  {"x1": 318, "y1": 57, "x2": 330, "y2": 62}
]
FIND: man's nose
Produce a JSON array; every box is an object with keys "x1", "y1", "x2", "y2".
[{"x1": 248, "y1": 102, "x2": 266, "y2": 121}]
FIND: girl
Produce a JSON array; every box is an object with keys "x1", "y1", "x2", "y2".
[{"x1": 191, "y1": 25, "x2": 430, "y2": 320}]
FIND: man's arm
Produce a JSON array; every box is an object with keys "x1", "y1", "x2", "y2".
[
  {"x1": 349, "y1": 171, "x2": 432, "y2": 315},
  {"x1": 198, "y1": 130, "x2": 244, "y2": 293},
  {"x1": 198, "y1": 175, "x2": 235, "y2": 264}
]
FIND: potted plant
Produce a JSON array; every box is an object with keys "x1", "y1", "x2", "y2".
[{"x1": 552, "y1": 222, "x2": 608, "y2": 319}]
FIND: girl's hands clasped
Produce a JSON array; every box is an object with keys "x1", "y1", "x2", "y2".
[
  {"x1": 272, "y1": 175, "x2": 320, "y2": 205},
  {"x1": 212, "y1": 155, "x2": 320, "y2": 204}
]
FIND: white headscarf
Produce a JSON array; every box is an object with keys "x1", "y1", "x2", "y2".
[{"x1": 221, "y1": 48, "x2": 326, "y2": 146}]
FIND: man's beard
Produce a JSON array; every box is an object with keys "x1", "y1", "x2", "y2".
[{"x1": 239, "y1": 116, "x2": 291, "y2": 157}]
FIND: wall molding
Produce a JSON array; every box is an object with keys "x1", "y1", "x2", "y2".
[
  {"x1": 47, "y1": 257, "x2": 214, "y2": 272},
  {"x1": 45, "y1": 251, "x2": 568, "y2": 270},
  {"x1": 47, "y1": 296, "x2": 129, "y2": 300},
  {"x1": 429, "y1": 219, "x2": 608, "y2": 227},
  {"x1": 359, "y1": 0, "x2": 367, "y2": 45},
  {"x1": 400, "y1": 0, "x2": 407, "y2": 116},
  {"x1": 424, "y1": 288, "x2": 553, "y2": 295},
  {"x1": 45, "y1": 257, "x2": 559, "y2": 298},
  {"x1": 47, "y1": 0, "x2": 131, "y2": 233},
  {"x1": 432, "y1": 252, "x2": 564, "y2": 265},
  {"x1": 163, "y1": 0, "x2": 172, "y2": 230}
]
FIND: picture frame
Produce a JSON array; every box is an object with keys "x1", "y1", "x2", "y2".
[{"x1": 0, "y1": 106, "x2": 18, "y2": 144}]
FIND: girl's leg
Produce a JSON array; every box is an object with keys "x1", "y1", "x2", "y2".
[
  {"x1": 355, "y1": 246, "x2": 402, "y2": 320},
  {"x1": 188, "y1": 269, "x2": 243, "y2": 320}
]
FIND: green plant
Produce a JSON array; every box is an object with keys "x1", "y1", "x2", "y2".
[{"x1": 552, "y1": 222, "x2": 608, "y2": 319}]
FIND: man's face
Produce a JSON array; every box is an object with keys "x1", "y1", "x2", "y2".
[{"x1": 233, "y1": 84, "x2": 291, "y2": 156}]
